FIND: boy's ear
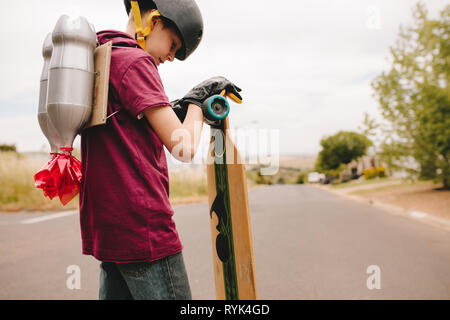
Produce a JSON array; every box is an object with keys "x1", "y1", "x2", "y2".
[{"x1": 147, "y1": 10, "x2": 161, "y2": 29}]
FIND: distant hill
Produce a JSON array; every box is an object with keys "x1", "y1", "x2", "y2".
[{"x1": 278, "y1": 154, "x2": 316, "y2": 170}]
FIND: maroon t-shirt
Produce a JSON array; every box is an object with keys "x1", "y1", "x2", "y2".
[{"x1": 79, "y1": 30, "x2": 182, "y2": 263}]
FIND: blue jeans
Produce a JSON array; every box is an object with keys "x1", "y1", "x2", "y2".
[{"x1": 99, "y1": 251, "x2": 192, "y2": 300}]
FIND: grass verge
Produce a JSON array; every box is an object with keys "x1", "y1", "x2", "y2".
[
  {"x1": 348, "y1": 180, "x2": 436, "y2": 195},
  {"x1": 329, "y1": 177, "x2": 401, "y2": 189},
  {"x1": 0, "y1": 152, "x2": 78, "y2": 212}
]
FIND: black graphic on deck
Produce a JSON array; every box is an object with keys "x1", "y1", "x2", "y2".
[{"x1": 209, "y1": 127, "x2": 238, "y2": 300}]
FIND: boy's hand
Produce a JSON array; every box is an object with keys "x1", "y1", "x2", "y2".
[{"x1": 179, "y1": 76, "x2": 242, "y2": 109}]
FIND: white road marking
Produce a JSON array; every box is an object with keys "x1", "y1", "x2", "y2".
[{"x1": 20, "y1": 210, "x2": 78, "y2": 224}]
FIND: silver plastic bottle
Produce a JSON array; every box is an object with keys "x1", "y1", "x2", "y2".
[
  {"x1": 38, "y1": 33, "x2": 61, "y2": 154},
  {"x1": 47, "y1": 15, "x2": 97, "y2": 149}
]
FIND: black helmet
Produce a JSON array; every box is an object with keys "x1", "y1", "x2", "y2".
[{"x1": 124, "y1": 0, "x2": 203, "y2": 60}]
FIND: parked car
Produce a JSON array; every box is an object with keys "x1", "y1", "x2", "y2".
[{"x1": 308, "y1": 172, "x2": 325, "y2": 183}]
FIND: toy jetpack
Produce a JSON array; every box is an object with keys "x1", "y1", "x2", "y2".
[{"x1": 34, "y1": 14, "x2": 112, "y2": 205}]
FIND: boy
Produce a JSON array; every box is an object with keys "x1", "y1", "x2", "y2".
[{"x1": 79, "y1": 0, "x2": 242, "y2": 300}]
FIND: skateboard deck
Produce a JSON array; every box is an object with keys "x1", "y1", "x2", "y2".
[{"x1": 206, "y1": 113, "x2": 257, "y2": 300}]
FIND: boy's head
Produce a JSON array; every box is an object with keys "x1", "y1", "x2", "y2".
[
  {"x1": 126, "y1": 8, "x2": 183, "y2": 65},
  {"x1": 123, "y1": 0, "x2": 203, "y2": 62}
]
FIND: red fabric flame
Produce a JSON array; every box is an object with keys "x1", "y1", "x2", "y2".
[{"x1": 34, "y1": 148, "x2": 82, "y2": 206}]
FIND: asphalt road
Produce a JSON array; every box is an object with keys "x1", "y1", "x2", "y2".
[{"x1": 1, "y1": 185, "x2": 449, "y2": 300}]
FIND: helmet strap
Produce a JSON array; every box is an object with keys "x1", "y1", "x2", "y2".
[{"x1": 130, "y1": 1, "x2": 160, "y2": 51}]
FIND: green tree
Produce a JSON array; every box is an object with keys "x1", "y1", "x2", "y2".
[
  {"x1": 358, "y1": 112, "x2": 379, "y2": 140},
  {"x1": 315, "y1": 131, "x2": 372, "y2": 171},
  {"x1": 371, "y1": 2, "x2": 450, "y2": 188}
]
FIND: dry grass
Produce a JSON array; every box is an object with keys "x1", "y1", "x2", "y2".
[
  {"x1": 0, "y1": 152, "x2": 78, "y2": 212},
  {"x1": 330, "y1": 177, "x2": 402, "y2": 190},
  {"x1": 351, "y1": 181, "x2": 450, "y2": 220},
  {"x1": 0, "y1": 152, "x2": 209, "y2": 212},
  {"x1": 169, "y1": 167, "x2": 208, "y2": 202},
  {"x1": 0, "y1": 152, "x2": 260, "y2": 212},
  {"x1": 349, "y1": 179, "x2": 433, "y2": 194}
]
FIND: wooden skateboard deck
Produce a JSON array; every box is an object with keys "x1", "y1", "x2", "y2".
[{"x1": 206, "y1": 116, "x2": 257, "y2": 300}]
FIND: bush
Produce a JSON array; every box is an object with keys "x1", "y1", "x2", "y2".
[
  {"x1": 0, "y1": 144, "x2": 17, "y2": 152},
  {"x1": 255, "y1": 172, "x2": 266, "y2": 184},
  {"x1": 296, "y1": 172, "x2": 307, "y2": 184},
  {"x1": 277, "y1": 177, "x2": 286, "y2": 184},
  {"x1": 363, "y1": 168, "x2": 377, "y2": 180},
  {"x1": 376, "y1": 166, "x2": 386, "y2": 178},
  {"x1": 363, "y1": 166, "x2": 386, "y2": 180}
]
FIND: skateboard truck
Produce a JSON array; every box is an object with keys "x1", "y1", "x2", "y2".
[{"x1": 202, "y1": 89, "x2": 242, "y2": 127}]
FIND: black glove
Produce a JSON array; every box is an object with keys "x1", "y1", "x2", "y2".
[
  {"x1": 179, "y1": 76, "x2": 242, "y2": 109},
  {"x1": 170, "y1": 99, "x2": 187, "y2": 123}
]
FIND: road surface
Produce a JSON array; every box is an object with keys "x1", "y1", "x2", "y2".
[{"x1": 1, "y1": 185, "x2": 449, "y2": 299}]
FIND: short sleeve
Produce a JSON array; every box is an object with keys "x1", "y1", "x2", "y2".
[{"x1": 119, "y1": 56, "x2": 170, "y2": 118}]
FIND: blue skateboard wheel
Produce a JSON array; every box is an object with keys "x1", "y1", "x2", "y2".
[{"x1": 205, "y1": 95, "x2": 230, "y2": 120}]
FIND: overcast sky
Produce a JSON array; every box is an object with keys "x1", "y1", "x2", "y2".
[{"x1": 0, "y1": 0, "x2": 447, "y2": 161}]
